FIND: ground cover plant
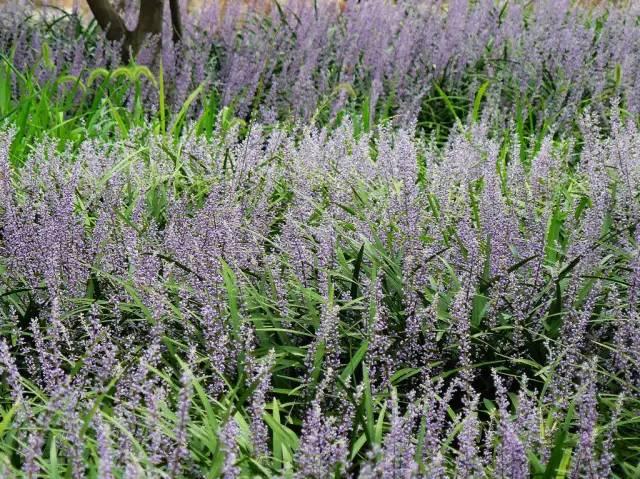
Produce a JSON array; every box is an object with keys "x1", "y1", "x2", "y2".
[{"x1": 0, "y1": 0, "x2": 640, "y2": 477}]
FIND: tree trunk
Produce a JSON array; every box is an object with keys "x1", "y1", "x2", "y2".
[
  {"x1": 169, "y1": 0, "x2": 183, "y2": 44},
  {"x1": 86, "y1": 0, "x2": 128, "y2": 42},
  {"x1": 86, "y1": 0, "x2": 181, "y2": 63},
  {"x1": 127, "y1": 0, "x2": 163, "y2": 61}
]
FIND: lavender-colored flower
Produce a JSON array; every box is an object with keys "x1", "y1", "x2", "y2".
[
  {"x1": 219, "y1": 419, "x2": 241, "y2": 479},
  {"x1": 366, "y1": 273, "x2": 393, "y2": 392},
  {"x1": 305, "y1": 302, "x2": 341, "y2": 388},
  {"x1": 295, "y1": 398, "x2": 350, "y2": 478},
  {"x1": 246, "y1": 348, "x2": 275, "y2": 458},
  {"x1": 492, "y1": 371, "x2": 528, "y2": 479},
  {"x1": 570, "y1": 364, "x2": 599, "y2": 478},
  {"x1": 200, "y1": 304, "x2": 232, "y2": 396},
  {"x1": 94, "y1": 415, "x2": 114, "y2": 479},
  {"x1": 168, "y1": 368, "x2": 192, "y2": 477},
  {"x1": 22, "y1": 429, "x2": 45, "y2": 479},
  {"x1": 449, "y1": 284, "x2": 474, "y2": 389},
  {"x1": 455, "y1": 393, "x2": 483, "y2": 479},
  {"x1": 0, "y1": 339, "x2": 23, "y2": 404}
]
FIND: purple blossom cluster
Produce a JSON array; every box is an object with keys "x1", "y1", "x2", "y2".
[
  {"x1": 3, "y1": 0, "x2": 640, "y2": 122},
  {"x1": 0, "y1": 106, "x2": 637, "y2": 475}
]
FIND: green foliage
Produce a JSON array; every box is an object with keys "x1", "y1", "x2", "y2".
[{"x1": 0, "y1": 19, "x2": 638, "y2": 478}]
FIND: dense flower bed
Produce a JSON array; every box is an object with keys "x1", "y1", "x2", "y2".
[
  {"x1": 0, "y1": 0, "x2": 639, "y2": 477},
  {"x1": 3, "y1": 0, "x2": 640, "y2": 122}
]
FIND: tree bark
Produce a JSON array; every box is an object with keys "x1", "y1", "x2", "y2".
[
  {"x1": 86, "y1": 0, "x2": 128, "y2": 42},
  {"x1": 85, "y1": 0, "x2": 180, "y2": 63},
  {"x1": 169, "y1": 0, "x2": 183, "y2": 44},
  {"x1": 127, "y1": 0, "x2": 164, "y2": 60}
]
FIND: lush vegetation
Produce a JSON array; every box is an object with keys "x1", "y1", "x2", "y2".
[{"x1": 0, "y1": 0, "x2": 639, "y2": 477}]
